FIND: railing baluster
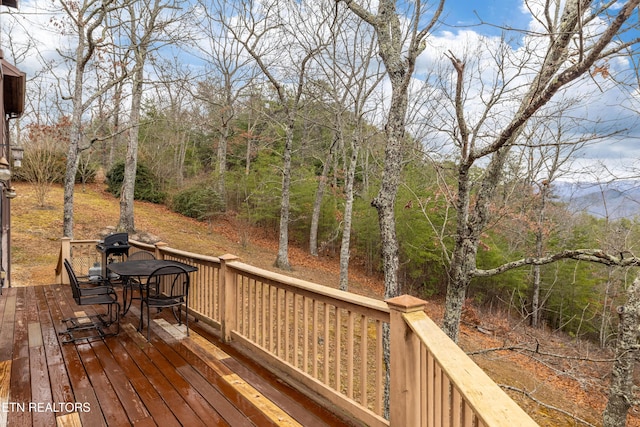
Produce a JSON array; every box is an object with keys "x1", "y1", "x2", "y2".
[
  {"x1": 443, "y1": 375, "x2": 452, "y2": 426},
  {"x1": 275, "y1": 287, "x2": 281, "y2": 357},
  {"x1": 268, "y1": 283, "x2": 275, "y2": 352},
  {"x1": 323, "y1": 303, "x2": 330, "y2": 383},
  {"x1": 421, "y1": 344, "x2": 427, "y2": 425},
  {"x1": 360, "y1": 315, "x2": 367, "y2": 407},
  {"x1": 247, "y1": 278, "x2": 251, "y2": 337},
  {"x1": 302, "y1": 296, "x2": 309, "y2": 372},
  {"x1": 284, "y1": 290, "x2": 290, "y2": 362},
  {"x1": 375, "y1": 319, "x2": 383, "y2": 416},
  {"x1": 335, "y1": 306, "x2": 342, "y2": 393},
  {"x1": 428, "y1": 351, "x2": 435, "y2": 427},
  {"x1": 292, "y1": 294, "x2": 301, "y2": 368},
  {"x1": 312, "y1": 299, "x2": 319, "y2": 379},
  {"x1": 261, "y1": 281, "x2": 267, "y2": 348},
  {"x1": 347, "y1": 310, "x2": 354, "y2": 399},
  {"x1": 452, "y1": 386, "x2": 462, "y2": 427},
  {"x1": 463, "y1": 402, "x2": 473, "y2": 427},
  {"x1": 436, "y1": 363, "x2": 443, "y2": 426}
]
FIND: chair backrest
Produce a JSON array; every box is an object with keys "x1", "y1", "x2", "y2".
[
  {"x1": 128, "y1": 251, "x2": 156, "y2": 261},
  {"x1": 146, "y1": 265, "x2": 190, "y2": 299},
  {"x1": 63, "y1": 259, "x2": 82, "y2": 303}
]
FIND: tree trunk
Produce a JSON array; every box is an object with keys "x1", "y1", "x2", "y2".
[
  {"x1": 118, "y1": 65, "x2": 143, "y2": 233},
  {"x1": 443, "y1": 225, "x2": 477, "y2": 341},
  {"x1": 339, "y1": 141, "x2": 359, "y2": 291},
  {"x1": 175, "y1": 128, "x2": 187, "y2": 187},
  {"x1": 530, "y1": 186, "x2": 546, "y2": 327},
  {"x1": 109, "y1": 81, "x2": 123, "y2": 170},
  {"x1": 245, "y1": 138, "x2": 252, "y2": 175},
  {"x1": 118, "y1": 0, "x2": 167, "y2": 233},
  {"x1": 62, "y1": 134, "x2": 80, "y2": 238},
  {"x1": 372, "y1": 89, "x2": 407, "y2": 300},
  {"x1": 530, "y1": 263, "x2": 541, "y2": 327},
  {"x1": 275, "y1": 121, "x2": 294, "y2": 270},
  {"x1": 310, "y1": 140, "x2": 335, "y2": 257},
  {"x1": 216, "y1": 122, "x2": 229, "y2": 197},
  {"x1": 603, "y1": 276, "x2": 640, "y2": 427},
  {"x1": 372, "y1": 104, "x2": 404, "y2": 420},
  {"x1": 600, "y1": 268, "x2": 614, "y2": 348},
  {"x1": 63, "y1": 13, "x2": 89, "y2": 239}
]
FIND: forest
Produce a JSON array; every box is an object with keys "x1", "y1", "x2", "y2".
[{"x1": 4, "y1": 0, "x2": 640, "y2": 424}]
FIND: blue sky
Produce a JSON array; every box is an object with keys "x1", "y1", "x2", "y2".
[
  {"x1": 417, "y1": 0, "x2": 640, "y2": 181},
  {"x1": 441, "y1": 0, "x2": 530, "y2": 34},
  {"x1": 5, "y1": 0, "x2": 640, "y2": 181}
]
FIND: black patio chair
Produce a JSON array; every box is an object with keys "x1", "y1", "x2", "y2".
[
  {"x1": 64, "y1": 259, "x2": 112, "y2": 292},
  {"x1": 60, "y1": 259, "x2": 120, "y2": 343},
  {"x1": 127, "y1": 251, "x2": 156, "y2": 261},
  {"x1": 138, "y1": 265, "x2": 190, "y2": 341}
]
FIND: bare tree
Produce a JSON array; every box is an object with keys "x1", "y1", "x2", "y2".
[
  {"x1": 114, "y1": 0, "x2": 190, "y2": 233},
  {"x1": 336, "y1": 21, "x2": 383, "y2": 290},
  {"x1": 193, "y1": 0, "x2": 257, "y2": 199},
  {"x1": 307, "y1": 3, "x2": 384, "y2": 291},
  {"x1": 145, "y1": 57, "x2": 197, "y2": 187},
  {"x1": 337, "y1": 0, "x2": 444, "y2": 417},
  {"x1": 520, "y1": 114, "x2": 590, "y2": 327},
  {"x1": 603, "y1": 275, "x2": 640, "y2": 427},
  {"x1": 438, "y1": 1, "x2": 640, "y2": 342},
  {"x1": 20, "y1": 122, "x2": 69, "y2": 206},
  {"x1": 339, "y1": 0, "x2": 444, "y2": 302},
  {"x1": 226, "y1": 0, "x2": 333, "y2": 270},
  {"x1": 56, "y1": 0, "x2": 130, "y2": 238}
]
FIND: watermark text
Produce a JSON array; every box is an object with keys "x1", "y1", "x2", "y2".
[{"x1": 0, "y1": 401, "x2": 90, "y2": 413}]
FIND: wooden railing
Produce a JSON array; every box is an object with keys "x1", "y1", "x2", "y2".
[{"x1": 57, "y1": 238, "x2": 538, "y2": 427}]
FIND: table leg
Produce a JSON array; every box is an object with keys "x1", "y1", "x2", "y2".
[{"x1": 122, "y1": 276, "x2": 133, "y2": 315}]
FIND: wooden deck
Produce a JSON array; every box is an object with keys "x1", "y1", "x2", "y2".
[{"x1": 0, "y1": 284, "x2": 356, "y2": 427}]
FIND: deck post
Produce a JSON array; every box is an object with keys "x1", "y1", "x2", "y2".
[
  {"x1": 154, "y1": 241, "x2": 168, "y2": 260},
  {"x1": 386, "y1": 295, "x2": 427, "y2": 427},
  {"x1": 59, "y1": 237, "x2": 71, "y2": 284},
  {"x1": 220, "y1": 254, "x2": 240, "y2": 342}
]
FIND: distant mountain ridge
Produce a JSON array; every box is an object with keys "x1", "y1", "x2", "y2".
[{"x1": 552, "y1": 180, "x2": 640, "y2": 219}]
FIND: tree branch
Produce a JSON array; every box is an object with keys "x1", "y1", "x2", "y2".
[
  {"x1": 500, "y1": 384, "x2": 597, "y2": 427},
  {"x1": 472, "y1": 249, "x2": 640, "y2": 278},
  {"x1": 468, "y1": 344, "x2": 616, "y2": 363}
]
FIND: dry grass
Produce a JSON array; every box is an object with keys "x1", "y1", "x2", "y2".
[{"x1": 10, "y1": 181, "x2": 382, "y2": 294}]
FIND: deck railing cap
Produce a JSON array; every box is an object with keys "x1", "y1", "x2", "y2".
[
  {"x1": 220, "y1": 253, "x2": 240, "y2": 262},
  {"x1": 386, "y1": 295, "x2": 427, "y2": 313}
]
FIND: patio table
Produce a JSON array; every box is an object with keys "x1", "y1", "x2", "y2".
[{"x1": 107, "y1": 259, "x2": 198, "y2": 315}]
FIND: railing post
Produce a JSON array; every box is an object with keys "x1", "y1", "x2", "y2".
[
  {"x1": 386, "y1": 295, "x2": 427, "y2": 427},
  {"x1": 60, "y1": 237, "x2": 71, "y2": 285},
  {"x1": 154, "y1": 242, "x2": 168, "y2": 260},
  {"x1": 220, "y1": 254, "x2": 239, "y2": 343}
]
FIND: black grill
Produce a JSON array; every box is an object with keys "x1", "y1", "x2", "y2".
[
  {"x1": 96, "y1": 233, "x2": 130, "y2": 278},
  {"x1": 96, "y1": 233, "x2": 131, "y2": 257}
]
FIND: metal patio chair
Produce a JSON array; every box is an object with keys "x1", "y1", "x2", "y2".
[
  {"x1": 60, "y1": 259, "x2": 120, "y2": 343},
  {"x1": 138, "y1": 264, "x2": 190, "y2": 341}
]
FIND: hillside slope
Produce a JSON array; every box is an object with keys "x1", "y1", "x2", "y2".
[{"x1": 10, "y1": 181, "x2": 635, "y2": 427}]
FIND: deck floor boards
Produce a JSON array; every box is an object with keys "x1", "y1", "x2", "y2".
[{"x1": 0, "y1": 285, "x2": 356, "y2": 427}]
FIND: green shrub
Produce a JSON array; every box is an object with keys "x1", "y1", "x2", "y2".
[
  {"x1": 171, "y1": 185, "x2": 225, "y2": 221},
  {"x1": 105, "y1": 162, "x2": 166, "y2": 203}
]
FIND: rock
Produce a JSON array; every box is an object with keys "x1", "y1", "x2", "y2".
[
  {"x1": 129, "y1": 231, "x2": 161, "y2": 244},
  {"x1": 98, "y1": 227, "x2": 161, "y2": 244}
]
